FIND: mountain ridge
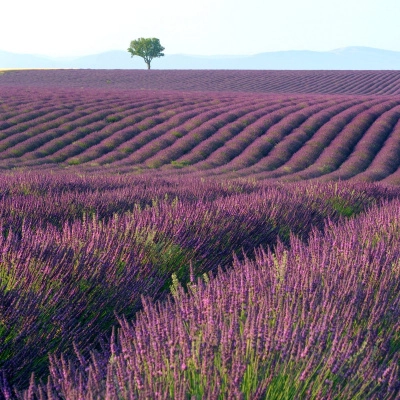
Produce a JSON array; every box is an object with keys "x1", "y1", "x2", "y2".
[{"x1": 1, "y1": 46, "x2": 400, "y2": 70}]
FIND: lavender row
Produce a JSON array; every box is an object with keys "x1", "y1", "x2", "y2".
[
  {"x1": 16, "y1": 99, "x2": 184, "y2": 163},
  {"x1": 247, "y1": 98, "x2": 384, "y2": 181},
  {"x1": 6, "y1": 197, "x2": 399, "y2": 399},
  {"x1": 164, "y1": 97, "x2": 334, "y2": 174},
  {"x1": 267, "y1": 98, "x2": 392, "y2": 182},
  {"x1": 1, "y1": 175, "x2": 399, "y2": 390},
  {"x1": 296, "y1": 100, "x2": 399, "y2": 180},
  {"x1": 208, "y1": 98, "x2": 352, "y2": 176},
  {"x1": 99, "y1": 97, "x2": 253, "y2": 167},
  {"x1": 323, "y1": 105, "x2": 400, "y2": 181},
  {"x1": 67, "y1": 98, "x2": 218, "y2": 166},
  {"x1": 2, "y1": 70, "x2": 400, "y2": 95},
  {"x1": 0, "y1": 95, "x2": 182, "y2": 163},
  {"x1": 2, "y1": 172, "x2": 398, "y2": 235},
  {"x1": 176, "y1": 99, "x2": 322, "y2": 171},
  {"x1": 139, "y1": 98, "x2": 299, "y2": 169},
  {"x1": 169, "y1": 99, "x2": 298, "y2": 168},
  {"x1": 2, "y1": 87, "x2": 400, "y2": 183}
]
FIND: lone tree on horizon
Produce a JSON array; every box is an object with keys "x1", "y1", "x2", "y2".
[{"x1": 127, "y1": 38, "x2": 165, "y2": 69}]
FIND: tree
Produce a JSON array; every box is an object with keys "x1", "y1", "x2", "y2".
[{"x1": 127, "y1": 38, "x2": 165, "y2": 69}]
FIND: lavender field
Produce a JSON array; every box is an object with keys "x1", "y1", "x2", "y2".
[
  {"x1": 0, "y1": 70, "x2": 399, "y2": 399},
  {"x1": 2, "y1": 69, "x2": 400, "y2": 95},
  {"x1": 0, "y1": 70, "x2": 400, "y2": 183}
]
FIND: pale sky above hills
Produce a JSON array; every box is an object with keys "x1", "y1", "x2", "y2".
[{"x1": 1, "y1": 0, "x2": 400, "y2": 57}]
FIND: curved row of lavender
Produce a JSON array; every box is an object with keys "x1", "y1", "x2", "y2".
[
  {"x1": 1, "y1": 69, "x2": 399, "y2": 398},
  {"x1": 0, "y1": 173, "x2": 399, "y2": 395},
  {"x1": 0, "y1": 175, "x2": 398, "y2": 398},
  {"x1": 1, "y1": 70, "x2": 400, "y2": 95},
  {"x1": 0, "y1": 88, "x2": 400, "y2": 184}
]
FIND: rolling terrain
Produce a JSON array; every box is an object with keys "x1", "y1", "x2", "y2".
[
  {"x1": 2, "y1": 69, "x2": 400, "y2": 94},
  {"x1": 2, "y1": 46, "x2": 400, "y2": 69},
  {"x1": 0, "y1": 69, "x2": 400, "y2": 184},
  {"x1": 0, "y1": 69, "x2": 399, "y2": 398}
]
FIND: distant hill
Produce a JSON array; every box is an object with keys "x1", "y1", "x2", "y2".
[
  {"x1": 1, "y1": 80, "x2": 400, "y2": 184},
  {"x1": 1, "y1": 47, "x2": 400, "y2": 70},
  {"x1": 2, "y1": 69, "x2": 400, "y2": 96}
]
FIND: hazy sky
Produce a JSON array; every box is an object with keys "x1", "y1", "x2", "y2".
[{"x1": 1, "y1": 0, "x2": 400, "y2": 57}]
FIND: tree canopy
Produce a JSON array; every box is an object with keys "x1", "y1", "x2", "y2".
[{"x1": 127, "y1": 38, "x2": 165, "y2": 69}]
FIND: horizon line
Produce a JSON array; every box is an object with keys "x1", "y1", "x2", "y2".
[{"x1": 2, "y1": 45, "x2": 400, "y2": 60}]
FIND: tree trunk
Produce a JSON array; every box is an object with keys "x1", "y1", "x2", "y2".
[{"x1": 146, "y1": 62, "x2": 151, "y2": 70}]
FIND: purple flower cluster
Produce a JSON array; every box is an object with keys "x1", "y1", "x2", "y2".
[
  {"x1": 2, "y1": 69, "x2": 400, "y2": 95},
  {"x1": 0, "y1": 68, "x2": 400, "y2": 398},
  {"x1": 2, "y1": 186, "x2": 398, "y2": 398},
  {"x1": 298, "y1": 99, "x2": 398, "y2": 180},
  {"x1": 0, "y1": 173, "x2": 398, "y2": 397},
  {"x1": 1, "y1": 87, "x2": 400, "y2": 182}
]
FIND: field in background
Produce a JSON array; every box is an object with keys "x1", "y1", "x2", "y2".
[
  {"x1": 1, "y1": 70, "x2": 400, "y2": 184},
  {"x1": 2, "y1": 69, "x2": 400, "y2": 95},
  {"x1": 0, "y1": 70, "x2": 399, "y2": 398}
]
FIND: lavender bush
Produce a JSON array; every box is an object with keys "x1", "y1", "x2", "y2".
[
  {"x1": 1, "y1": 86, "x2": 400, "y2": 182},
  {"x1": 2, "y1": 69, "x2": 400, "y2": 95},
  {"x1": 1, "y1": 69, "x2": 400, "y2": 398},
  {"x1": 4, "y1": 196, "x2": 398, "y2": 399},
  {"x1": 0, "y1": 174, "x2": 398, "y2": 395}
]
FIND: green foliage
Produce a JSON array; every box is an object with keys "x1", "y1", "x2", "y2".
[
  {"x1": 66, "y1": 159, "x2": 81, "y2": 165},
  {"x1": 105, "y1": 115, "x2": 122, "y2": 123},
  {"x1": 135, "y1": 229, "x2": 193, "y2": 293},
  {"x1": 184, "y1": 361, "x2": 207, "y2": 398},
  {"x1": 171, "y1": 160, "x2": 191, "y2": 168},
  {"x1": 127, "y1": 37, "x2": 165, "y2": 69},
  {"x1": 264, "y1": 372, "x2": 302, "y2": 399},
  {"x1": 171, "y1": 130, "x2": 183, "y2": 138},
  {"x1": 329, "y1": 196, "x2": 362, "y2": 217}
]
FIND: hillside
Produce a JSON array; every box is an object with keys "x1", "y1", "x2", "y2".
[
  {"x1": 2, "y1": 69, "x2": 400, "y2": 95},
  {"x1": 2, "y1": 46, "x2": 400, "y2": 69},
  {"x1": 1, "y1": 68, "x2": 400, "y2": 397},
  {"x1": 0, "y1": 70, "x2": 399, "y2": 184}
]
